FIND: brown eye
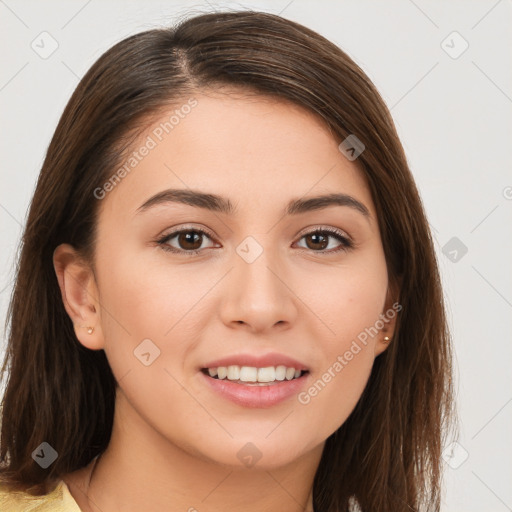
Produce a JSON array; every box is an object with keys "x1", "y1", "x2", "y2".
[
  {"x1": 158, "y1": 228, "x2": 217, "y2": 255},
  {"x1": 176, "y1": 231, "x2": 203, "y2": 250},
  {"x1": 304, "y1": 232, "x2": 329, "y2": 250},
  {"x1": 296, "y1": 228, "x2": 352, "y2": 253}
]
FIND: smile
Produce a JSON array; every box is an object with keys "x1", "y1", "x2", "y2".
[
  {"x1": 200, "y1": 366, "x2": 310, "y2": 408},
  {"x1": 202, "y1": 365, "x2": 306, "y2": 385}
]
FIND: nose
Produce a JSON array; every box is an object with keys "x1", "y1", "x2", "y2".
[{"x1": 219, "y1": 245, "x2": 298, "y2": 334}]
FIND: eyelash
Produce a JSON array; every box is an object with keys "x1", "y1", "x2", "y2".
[{"x1": 156, "y1": 226, "x2": 353, "y2": 257}]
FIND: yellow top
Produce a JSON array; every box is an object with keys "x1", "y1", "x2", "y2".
[{"x1": 0, "y1": 480, "x2": 81, "y2": 511}]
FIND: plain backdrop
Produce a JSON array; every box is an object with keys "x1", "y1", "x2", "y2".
[{"x1": 1, "y1": 1, "x2": 511, "y2": 510}]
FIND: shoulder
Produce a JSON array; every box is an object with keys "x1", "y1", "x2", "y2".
[{"x1": 0, "y1": 479, "x2": 82, "y2": 512}]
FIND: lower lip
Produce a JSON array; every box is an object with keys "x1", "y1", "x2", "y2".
[{"x1": 200, "y1": 371, "x2": 309, "y2": 408}]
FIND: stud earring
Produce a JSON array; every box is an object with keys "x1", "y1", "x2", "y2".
[
  {"x1": 77, "y1": 324, "x2": 95, "y2": 334},
  {"x1": 383, "y1": 336, "x2": 391, "y2": 343}
]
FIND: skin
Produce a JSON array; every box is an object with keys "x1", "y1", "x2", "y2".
[{"x1": 54, "y1": 89, "x2": 398, "y2": 512}]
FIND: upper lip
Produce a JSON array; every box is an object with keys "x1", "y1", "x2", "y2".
[{"x1": 202, "y1": 352, "x2": 309, "y2": 371}]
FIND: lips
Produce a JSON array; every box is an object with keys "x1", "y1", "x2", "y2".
[
  {"x1": 200, "y1": 370, "x2": 309, "y2": 408},
  {"x1": 199, "y1": 352, "x2": 310, "y2": 408}
]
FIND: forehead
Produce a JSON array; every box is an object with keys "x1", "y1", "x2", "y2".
[{"x1": 96, "y1": 91, "x2": 376, "y2": 222}]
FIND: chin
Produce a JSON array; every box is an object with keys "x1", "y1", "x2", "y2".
[{"x1": 188, "y1": 434, "x2": 315, "y2": 470}]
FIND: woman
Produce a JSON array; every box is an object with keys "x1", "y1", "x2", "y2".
[{"x1": 0, "y1": 10, "x2": 457, "y2": 512}]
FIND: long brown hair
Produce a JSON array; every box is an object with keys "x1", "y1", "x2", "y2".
[{"x1": 0, "y1": 11, "x2": 457, "y2": 511}]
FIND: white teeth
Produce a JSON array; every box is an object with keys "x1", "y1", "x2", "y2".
[
  {"x1": 257, "y1": 366, "x2": 275, "y2": 382},
  {"x1": 239, "y1": 366, "x2": 258, "y2": 382},
  {"x1": 285, "y1": 367, "x2": 296, "y2": 380},
  {"x1": 206, "y1": 365, "x2": 304, "y2": 383},
  {"x1": 227, "y1": 365, "x2": 240, "y2": 380},
  {"x1": 275, "y1": 365, "x2": 286, "y2": 381}
]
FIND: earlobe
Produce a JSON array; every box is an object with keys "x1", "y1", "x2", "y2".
[
  {"x1": 53, "y1": 243, "x2": 104, "y2": 350},
  {"x1": 375, "y1": 335, "x2": 393, "y2": 357},
  {"x1": 374, "y1": 279, "x2": 401, "y2": 356}
]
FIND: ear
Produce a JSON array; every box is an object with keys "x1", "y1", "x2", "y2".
[
  {"x1": 53, "y1": 243, "x2": 104, "y2": 350},
  {"x1": 374, "y1": 275, "x2": 402, "y2": 357}
]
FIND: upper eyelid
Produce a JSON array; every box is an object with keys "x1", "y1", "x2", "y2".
[
  {"x1": 160, "y1": 225, "x2": 217, "y2": 241},
  {"x1": 296, "y1": 224, "x2": 351, "y2": 239}
]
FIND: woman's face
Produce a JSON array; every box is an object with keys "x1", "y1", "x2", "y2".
[{"x1": 74, "y1": 90, "x2": 396, "y2": 469}]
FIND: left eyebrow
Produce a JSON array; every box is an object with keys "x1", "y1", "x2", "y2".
[{"x1": 135, "y1": 188, "x2": 371, "y2": 220}]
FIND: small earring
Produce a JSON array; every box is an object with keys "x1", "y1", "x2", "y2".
[
  {"x1": 383, "y1": 336, "x2": 391, "y2": 343},
  {"x1": 75, "y1": 324, "x2": 95, "y2": 334}
]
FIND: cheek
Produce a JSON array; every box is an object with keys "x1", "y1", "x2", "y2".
[
  {"x1": 297, "y1": 345, "x2": 374, "y2": 443},
  {"x1": 296, "y1": 250, "x2": 388, "y2": 343},
  {"x1": 333, "y1": 271, "x2": 387, "y2": 338},
  {"x1": 293, "y1": 256, "x2": 387, "y2": 434},
  {"x1": 96, "y1": 243, "x2": 211, "y2": 341},
  {"x1": 93, "y1": 248, "x2": 213, "y2": 438},
  {"x1": 296, "y1": 286, "x2": 382, "y2": 441},
  {"x1": 93, "y1": 244, "x2": 210, "y2": 386}
]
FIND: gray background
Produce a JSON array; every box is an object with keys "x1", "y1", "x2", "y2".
[{"x1": 1, "y1": 1, "x2": 511, "y2": 510}]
